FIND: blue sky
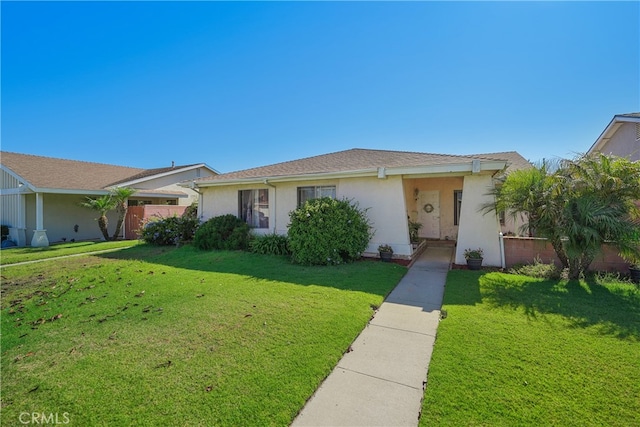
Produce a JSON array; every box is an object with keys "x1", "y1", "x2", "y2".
[{"x1": 2, "y1": 1, "x2": 638, "y2": 173}]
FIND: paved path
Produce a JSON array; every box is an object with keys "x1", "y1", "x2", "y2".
[
  {"x1": 0, "y1": 246, "x2": 135, "y2": 268},
  {"x1": 292, "y1": 246, "x2": 453, "y2": 427}
]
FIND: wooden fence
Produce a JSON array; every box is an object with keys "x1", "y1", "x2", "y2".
[{"x1": 124, "y1": 205, "x2": 187, "y2": 240}]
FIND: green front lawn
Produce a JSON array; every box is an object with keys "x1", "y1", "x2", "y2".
[
  {"x1": 0, "y1": 240, "x2": 140, "y2": 265},
  {"x1": 421, "y1": 270, "x2": 640, "y2": 426},
  {"x1": 1, "y1": 245, "x2": 406, "y2": 426}
]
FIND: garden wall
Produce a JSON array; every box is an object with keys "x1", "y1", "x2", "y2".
[{"x1": 503, "y1": 236, "x2": 629, "y2": 273}]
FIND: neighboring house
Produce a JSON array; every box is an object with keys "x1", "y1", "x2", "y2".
[
  {"x1": 184, "y1": 148, "x2": 530, "y2": 267},
  {"x1": 0, "y1": 151, "x2": 217, "y2": 247},
  {"x1": 588, "y1": 112, "x2": 640, "y2": 160}
]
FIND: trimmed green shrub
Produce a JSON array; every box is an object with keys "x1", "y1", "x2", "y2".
[
  {"x1": 141, "y1": 215, "x2": 199, "y2": 246},
  {"x1": 249, "y1": 233, "x2": 290, "y2": 256},
  {"x1": 288, "y1": 197, "x2": 372, "y2": 265},
  {"x1": 194, "y1": 214, "x2": 250, "y2": 250},
  {"x1": 182, "y1": 202, "x2": 198, "y2": 220},
  {"x1": 509, "y1": 256, "x2": 562, "y2": 279},
  {"x1": 1, "y1": 225, "x2": 9, "y2": 242}
]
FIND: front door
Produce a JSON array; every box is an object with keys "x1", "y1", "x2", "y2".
[{"x1": 417, "y1": 190, "x2": 440, "y2": 239}]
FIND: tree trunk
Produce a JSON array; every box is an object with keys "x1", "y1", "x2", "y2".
[
  {"x1": 111, "y1": 203, "x2": 127, "y2": 241},
  {"x1": 549, "y1": 235, "x2": 569, "y2": 269},
  {"x1": 98, "y1": 215, "x2": 110, "y2": 241}
]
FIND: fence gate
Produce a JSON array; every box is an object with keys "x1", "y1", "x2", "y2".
[{"x1": 125, "y1": 206, "x2": 144, "y2": 240}]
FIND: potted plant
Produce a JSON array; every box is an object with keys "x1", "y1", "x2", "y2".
[
  {"x1": 378, "y1": 244, "x2": 393, "y2": 262},
  {"x1": 408, "y1": 220, "x2": 423, "y2": 243},
  {"x1": 464, "y1": 248, "x2": 484, "y2": 270}
]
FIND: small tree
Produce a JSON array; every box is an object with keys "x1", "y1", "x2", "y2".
[
  {"x1": 288, "y1": 197, "x2": 372, "y2": 265},
  {"x1": 80, "y1": 195, "x2": 115, "y2": 241},
  {"x1": 110, "y1": 187, "x2": 136, "y2": 241},
  {"x1": 81, "y1": 187, "x2": 136, "y2": 241}
]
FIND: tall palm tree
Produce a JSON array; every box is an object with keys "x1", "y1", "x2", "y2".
[
  {"x1": 80, "y1": 195, "x2": 115, "y2": 241},
  {"x1": 490, "y1": 154, "x2": 640, "y2": 279},
  {"x1": 110, "y1": 187, "x2": 136, "y2": 241}
]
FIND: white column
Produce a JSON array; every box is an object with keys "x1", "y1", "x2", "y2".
[
  {"x1": 454, "y1": 174, "x2": 501, "y2": 266},
  {"x1": 31, "y1": 192, "x2": 49, "y2": 247}
]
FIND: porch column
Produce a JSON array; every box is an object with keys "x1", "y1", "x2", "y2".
[
  {"x1": 31, "y1": 192, "x2": 49, "y2": 247},
  {"x1": 454, "y1": 174, "x2": 501, "y2": 266},
  {"x1": 9, "y1": 193, "x2": 27, "y2": 246}
]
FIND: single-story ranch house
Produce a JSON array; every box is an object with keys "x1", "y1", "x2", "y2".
[
  {"x1": 0, "y1": 151, "x2": 217, "y2": 247},
  {"x1": 184, "y1": 148, "x2": 530, "y2": 266}
]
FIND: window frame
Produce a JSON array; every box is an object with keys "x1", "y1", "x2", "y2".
[
  {"x1": 238, "y1": 189, "x2": 269, "y2": 229},
  {"x1": 297, "y1": 185, "x2": 337, "y2": 207},
  {"x1": 453, "y1": 190, "x2": 463, "y2": 226}
]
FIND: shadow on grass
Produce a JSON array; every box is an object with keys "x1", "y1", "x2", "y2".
[
  {"x1": 480, "y1": 272, "x2": 640, "y2": 340},
  {"x1": 98, "y1": 244, "x2": 406, "y2": 297}
]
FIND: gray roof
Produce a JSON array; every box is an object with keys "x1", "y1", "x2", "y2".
[{"x1": 195, "y1": 148, "x2": 530, "y2": 183}]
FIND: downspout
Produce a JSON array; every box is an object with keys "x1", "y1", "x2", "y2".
[
  {"x1": 499, "y1": 232, "x2": 506, "y2": 269},
  {"x1": 263, "y1": 179, "x2": 276, "y2": 233},
  {"x1": 189, "y1": 181, "x2": 204, "y2": 221}
]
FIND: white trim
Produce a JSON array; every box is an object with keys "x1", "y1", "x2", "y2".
[
  {"x1": 588, "y1": 114, "x2": 640, "y2": 154},
  {"x1": 187, "y1": 160, "x2": 508, "y2": 188},
  {"x1": 0, "y1": 166, "x2": 36, "y2": 192},
  {"x1": 111, "y1": 164, "x2": 218, "y2": 188}
]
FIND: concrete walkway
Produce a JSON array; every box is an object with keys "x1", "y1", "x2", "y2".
[{"x1": 292, "y1": 246, "x2": 453, "y2": 427}]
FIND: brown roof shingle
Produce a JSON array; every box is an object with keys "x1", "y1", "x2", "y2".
[
  {"x1": 0, "y1": 151, "x2": 200, "y2": 192},
  {"x1": 195, "y1": 148, "x2": 530, "y2": 182}
]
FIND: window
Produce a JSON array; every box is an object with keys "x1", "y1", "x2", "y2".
[
  {"x1": 453, "y1": 190, "x2": 463, "y2": 226},
  {"x1": 239, "y1": 189, "x2": 269, "y2": 228},
  {"x1": 297, "y1": 185, "x2": 336, "y2": 207}
]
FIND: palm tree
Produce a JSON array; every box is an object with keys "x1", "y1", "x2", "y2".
[
  {"x1": 80, "y1": 195, "x2": 115, "y2": 241},
  {"x1": 490, "y1": 154, "x2": 640, "y2": 279},
  {"x1": 110, "y1": 187, "x2": 136, "y2": 241}
]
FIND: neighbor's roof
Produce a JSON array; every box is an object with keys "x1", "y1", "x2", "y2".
[
  {"x1": 191, "y1": 148, "x2": 530, "y2": 186},
  {"x1": 588, "y1": 112, "x2": 640, "y2": 154},
  {"x1": 0, "y1": 151, "x2": 215, "y2": 194}
]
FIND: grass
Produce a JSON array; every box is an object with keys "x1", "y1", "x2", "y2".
[
  {"x1": 1, "y1": 244, "x2": 406, "y2": 426},
  {"x1": 420, "y1": 270, "x2": 640, "y2": 426},
  {"x1": 0, "y1": 240, "x2": 140, "y2": 265}
]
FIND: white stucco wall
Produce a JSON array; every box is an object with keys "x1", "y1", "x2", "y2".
[
  {"x1": 598, "y1": 122, "x2": 640, "y2": 161},
  {"x1": 199, "y1": 175, "x2": 413, "y2": 257},
  {"x1": 132, "y1": 167, "x2": 211, "y2": 206},
  {"x1": 454, "y1": 174, "x2": 502, "y2": 266}
]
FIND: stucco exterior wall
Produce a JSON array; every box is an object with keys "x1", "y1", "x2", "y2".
[
  {"x1": 403, "y1": 177, "x2": 464, "y2": 240},
  {"x1": 598, "y1": 122, "x2": 640, "y2": 161},
  {"x1": 454, "y1": 174, "x2": 502, "y2": 266},
  {"x1": 131, "y1": 167, "x2": 210, "y2": 206},
  {"x1": 200, "y1": 175, "x2": 413, "y2": 257},
  {"x1": 20, "y1": 194, "x2": 120, "y2": 244}
]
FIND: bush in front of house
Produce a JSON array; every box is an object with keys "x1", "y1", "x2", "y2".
[
  {"x1": 141, "y1": 215, "x2": 200, "y2": 246},
  {"x1": 249, "y1": 233, "x2": 290, "y2": 256},
  {"x1": 288, "y1": 197, "x2": 372, "y2": 265},
  {"x1": 193, "y1": 214, "x2": 250, "y2": 250}
]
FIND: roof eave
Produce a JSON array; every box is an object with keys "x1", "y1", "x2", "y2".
[
  {"x1": 187, "y1": 160, "x2": 507, "y2": 188},
  {"x1": 109, "y1": 163, "x2": 218, "y2": 188},
  {"x1": 588, "y1": 114, "x2": 640, "y2": 154}
]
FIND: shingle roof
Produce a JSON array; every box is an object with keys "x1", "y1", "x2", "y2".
[
  {"x1": 0, "y1": 151, "x2": 201, "y2": 192},
  {"x1": 195, "y1": 148, "x2": 530, "y2": 182}
]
